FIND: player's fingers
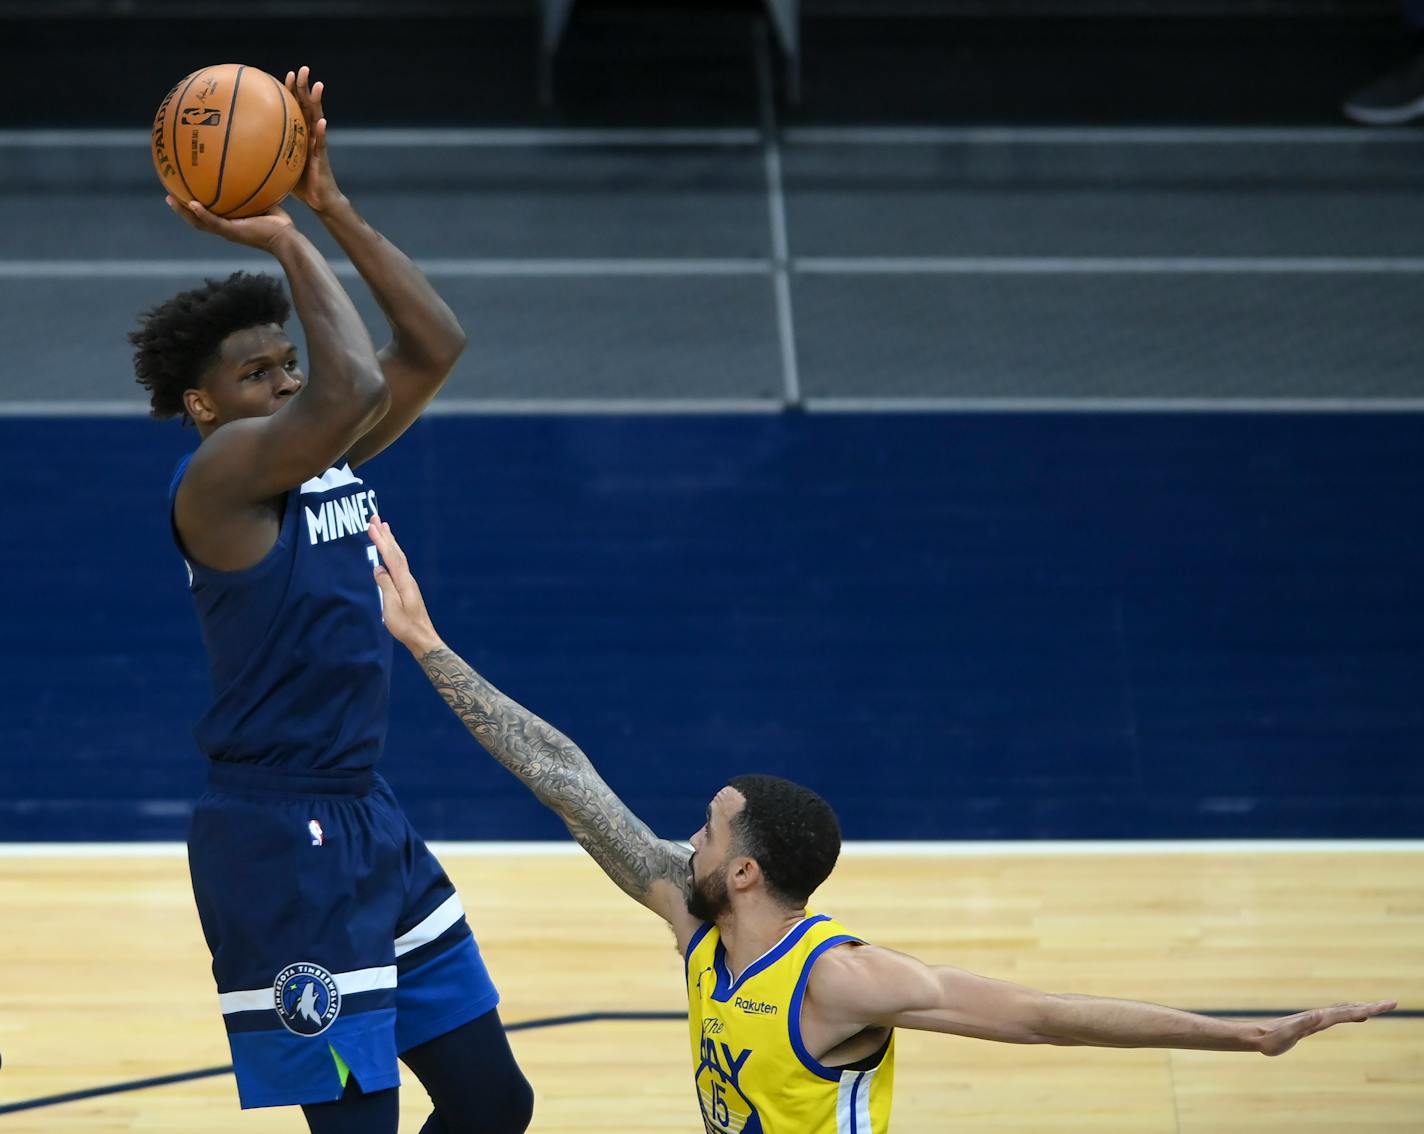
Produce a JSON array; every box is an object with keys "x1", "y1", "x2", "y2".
[
  {"x1": 173, "y1": 197, "x2": 221, "y2": 233},
  {"x1": 381, "y1": 521, "x2": 409, "y2": 570},
  {"x1": 298, "y1": 65, "x2": 311, "y2": 96},
  {"x1": 166, "y1": 195, "x2": 199, "y2": 227},
  {"x1": 284, "y1": 70, "x2": 296, "y2": 90},
  {"x1": 367, "y1": 518, "x2": 394, "y2": 562},
  {"x1": 373, "y1": 565, "x2": 402, "y2": 610},
  {"x1": 368, "y1": 518, "x2": 408, "y2": 573},
  {"x1": 1332, "y1": 1001, "x2": 1395, "y2": 1025},
  {"x1": 379, "y1": 521, "x2": 409, "y2": 570},
  {"x1": 312, "y1": 80, "x2": 324, "y2": 109},
  {"x1": 185, "y1": 200, "x2": 225, "y2": 231}
]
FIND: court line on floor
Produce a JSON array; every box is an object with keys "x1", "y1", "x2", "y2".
[
  {"x1": 0, "y1": 258, "x2": 771, "y2": 279},
  {"x1": 1, "y1": 840, "x2": 1420, "y2": 857},
  {"x1": 425, "y1": 398, "x2": 782, "y2": 414},
  {"x1": 0, "y1": 398, "x2": 785, "y2": 418},
  {"x1": 3, "y1": 126, "x2": 1417, "y2": 148},
  {"x1": 0, "y1": 1011, "x2": 687, "y2": 1116},
  {"x1": 8, "y1": 255, "x2": 1424, "y2": 279},
  {"x1": 782, "y1": 126, "x2": 1424, "y2": 145},
  {"x1": 0, "y1": 128, "x2": 763, "y2": 148},
  {"x1": 806, "y1": 397, "x2": 1424, "y2": 413},
  {"x1": 0, "y1": 1005, "x2": 1416, "y2": 1117},
  {"x1": 796, "y1": 256, "x2": 1424, "y2": 274},
  {"x1": 2, "y1": 398, "x2": 1423, "y2": 417}
]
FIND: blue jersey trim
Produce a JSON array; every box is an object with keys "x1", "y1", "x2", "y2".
[
  {"x1": 683, "y1": 921, "x2": 713, "y2": 972},
  {"x1": 710, "y1": 914, "x2": 831, "y2": 1003},
  {"x1": 787, "y1": 933, "x2": 861, "y2": 1082},
  {"x1": 169, "y1": 451, "x2": 194, "y2": 499}
]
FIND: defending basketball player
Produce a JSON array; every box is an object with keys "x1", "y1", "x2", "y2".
[
  {"x1": 367, "y1": 519, "x2": 1397, "y2": 1133},
  {"x1": 131, "y1": 68, "x2": 532, "y2": 1134}
]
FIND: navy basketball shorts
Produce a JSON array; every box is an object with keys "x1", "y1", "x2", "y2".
[{"x1": 187, "y1": 763, "x2": 500, "y2": 1109}]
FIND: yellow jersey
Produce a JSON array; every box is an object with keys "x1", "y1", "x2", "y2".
[{"x1": 685, "y1": 913, "x2": 896, "y2": 1133}]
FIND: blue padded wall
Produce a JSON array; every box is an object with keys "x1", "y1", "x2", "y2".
[{"x1": 2, "y1": 413, "x2": 1421, "y2": 841}]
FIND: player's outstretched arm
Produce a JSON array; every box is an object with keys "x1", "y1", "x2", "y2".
[
  {"x1": 806, "y1": 943, "x2": 1396, "y2": 1054},
  {"x1": 165, "y1": 200, "x2": 389, "y2": 506},
  {"x1": 284, "y1": 66, "x2": 466, "y2": 467},
  {"x1": 368, "y1": 518, "x2": 698, "y2": 938}
]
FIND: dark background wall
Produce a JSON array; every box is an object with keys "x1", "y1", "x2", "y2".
[
  {"x1": 2, "y1": 1, "x2": 1421, "y2": 842},
  {"x1": 5, "y1": 413, "x2": 1421, "y2": 842},
  {"x1": 0, "y1": 1, "x2": 1413, "y2": 127}
]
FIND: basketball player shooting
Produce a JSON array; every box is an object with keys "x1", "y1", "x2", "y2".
[
  {"x1": 367, "y1": 519, "x2": 1396, "y2": 1134},
  {"x1": 130, "y1": 67, "x2": 532, "y2": 1134}
]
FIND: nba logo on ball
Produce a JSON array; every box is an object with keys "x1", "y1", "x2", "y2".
[{"x1": 274, "y1": 963, "x2": 340, "y2": 1036}]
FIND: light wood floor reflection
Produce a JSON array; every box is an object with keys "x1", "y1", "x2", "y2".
[{"x1": 1, "y1": 847, "x2": 1419, "y2": 1132}]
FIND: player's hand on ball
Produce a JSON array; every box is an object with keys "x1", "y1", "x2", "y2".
[
  {"x1": 369, "y1": 518, "x2": 442, "y2": 656},
  {"x1": 166, "y1": 196, "x2": 296, "y2": 252},
  {"x1": 285, "y1": 65, "x2": 343, "y2": 214}
]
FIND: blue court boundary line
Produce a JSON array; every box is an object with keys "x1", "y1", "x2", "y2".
[{"x1": 0, "y1": 1008, "x2": 1417, "y2": 1117}]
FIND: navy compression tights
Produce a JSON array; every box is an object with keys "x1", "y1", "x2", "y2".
[{"x1": 301, "y1": 1008, "x2": 534, "y2": 1134}]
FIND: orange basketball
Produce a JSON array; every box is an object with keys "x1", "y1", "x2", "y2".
[{"x1": 151, "y1": 63, "x2": 308, "y2": 219}]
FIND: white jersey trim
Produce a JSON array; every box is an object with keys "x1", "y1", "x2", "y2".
[
  {"x1": 300, "y1": 463, "x2": 363, "y2": 495},
  {"x1": 837, "y1": 1065, "x2": 878, "y2": 1134}
]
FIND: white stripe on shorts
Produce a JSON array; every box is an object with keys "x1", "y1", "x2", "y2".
[
  {"x1": 218, "y1": 964, "x2": 399, "y2": 1015},
  {"x1": 394, "y1": 893, "x2": 466, "y2": 958}
]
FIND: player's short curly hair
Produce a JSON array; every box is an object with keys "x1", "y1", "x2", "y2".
[
  {"x1": 129, "y1": 271, "x2": 291, "y2": 422},
  {"x1": 728, "y1": 774, "x2": 842, "y2": 907}
]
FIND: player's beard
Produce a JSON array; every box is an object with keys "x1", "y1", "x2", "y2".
[{"x1": 685, "y1": 859, "x2": 731, "y2": 922}]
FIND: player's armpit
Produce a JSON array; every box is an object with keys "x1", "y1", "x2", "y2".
[
  {"x1": 643, "y1": 872, "x2": 703, "y2": 953},
  {"x1": 180, "y1": 355, "x2": 388, "y2": 525}
]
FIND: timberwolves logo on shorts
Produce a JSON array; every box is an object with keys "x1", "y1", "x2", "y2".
[{"x1": 273, "y1": 962, "x2": 341, "y2": 1036}]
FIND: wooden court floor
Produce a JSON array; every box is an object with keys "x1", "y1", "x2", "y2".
[{"x1": 1, "y1": 846, "x2": 1419, "y2": 1132}]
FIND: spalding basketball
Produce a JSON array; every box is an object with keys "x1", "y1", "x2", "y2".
[{"x1": 151, "y1": 63, "x2": 308, "y2": 218}]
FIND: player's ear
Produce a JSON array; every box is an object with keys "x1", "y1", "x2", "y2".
[
  {"x1": 184, "y1": 386, "x2": 218, "y2": 425},
  {"x1": 732, "y1": 856, "x2": 761, "y2": 893}
]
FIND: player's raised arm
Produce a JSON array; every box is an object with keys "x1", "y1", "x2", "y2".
[
  {"x1": 165, "y1": 200, "x2": 389, "y2": 505},
  {"x1": 285, "y1": 66, "x2": 466, "y2": 467},
  {"x1": 804, "y1": 943, "x2": 1396, "y2": 1054},
  {"x1": 368, "y1": 517, "x2": 700, "y2": 940}
]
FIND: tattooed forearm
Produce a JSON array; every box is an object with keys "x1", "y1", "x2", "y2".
[{"x1": 418, "y1": 647, "x2": 691, "y2": 909}]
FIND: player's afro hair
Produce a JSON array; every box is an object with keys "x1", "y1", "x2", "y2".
[
  {"x1": 727, "y1": 774, "x2": 841, "y2": 907},
  {"x1": 129, "y1": 271, "x2": 291, "y2": 423}
]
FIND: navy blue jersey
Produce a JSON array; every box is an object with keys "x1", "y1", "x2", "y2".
[{"x1": 170, "y1": 455, "x2": 392, "y2": 772}]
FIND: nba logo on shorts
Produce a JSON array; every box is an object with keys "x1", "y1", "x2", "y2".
[
  {"x1": 274, "y1": 963, "x2": 341, "y2": 1036},
  {"x1": 308, "y1": 819, "x2": 324, "y2": 846}
]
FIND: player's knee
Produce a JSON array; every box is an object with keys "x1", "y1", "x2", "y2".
[
  {"x1": 486, "y1": 1066, "x2": 534, "y2": 1134},
  {"x1": 426, "y1": 1067, "x2": 532, "y2": 1134},
  {"x1": 504, "y1": 1072, "x2": 535, "y2": 1133}
]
